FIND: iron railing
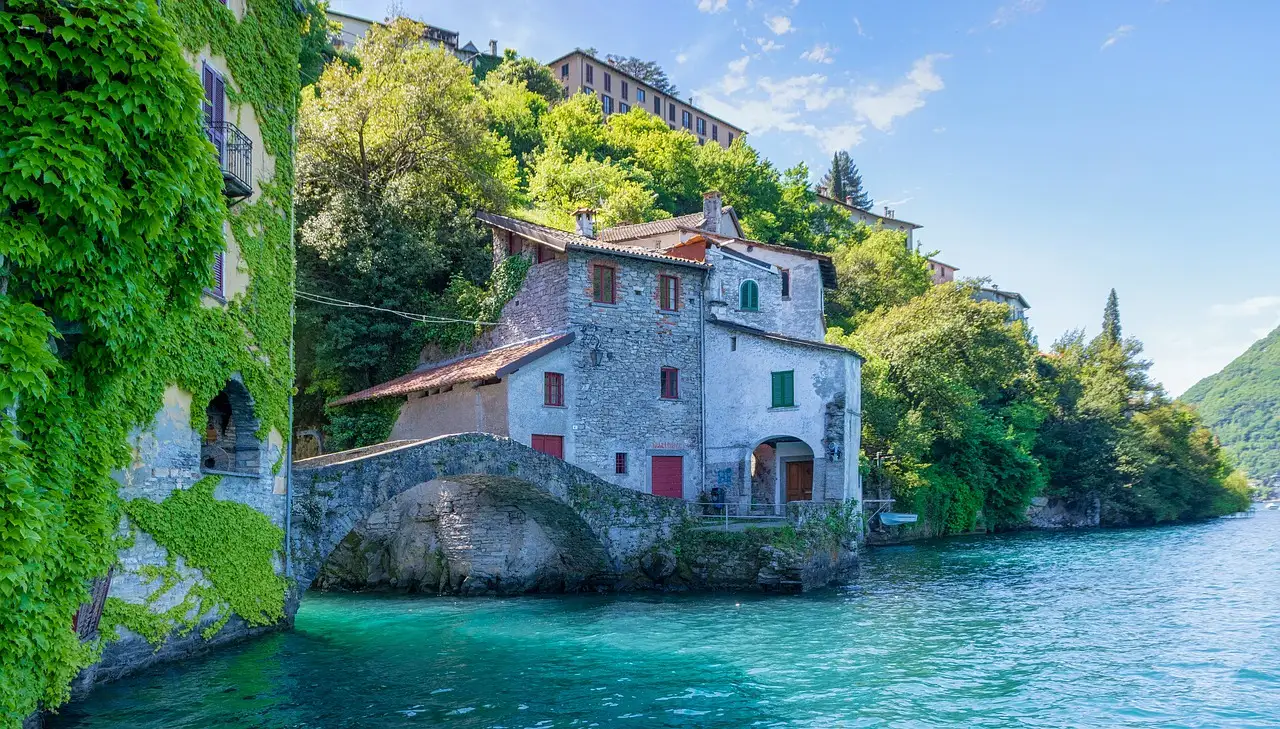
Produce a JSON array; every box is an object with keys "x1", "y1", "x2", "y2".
[{"x1": 205, "y1": 120, "x2": 253, "y2": 199}]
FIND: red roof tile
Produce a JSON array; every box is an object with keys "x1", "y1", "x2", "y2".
[{"x1": 330, "y1": 334, "x2": 572, "y2": 407}]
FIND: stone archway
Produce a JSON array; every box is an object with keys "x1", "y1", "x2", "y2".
[
  {"x1": 313, "y1": 475, "x2": 613, "y2": 596},
  {"x1": 289, "y1": 434, "x2": 691, "y2": 595},
  {"x1": 749, "y1": 436, "x2": 815, "y2": 514}
]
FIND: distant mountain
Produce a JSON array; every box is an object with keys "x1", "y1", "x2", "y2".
[{"x1": 1182, "y1": 325, "x2": 1280, "y2": 478}]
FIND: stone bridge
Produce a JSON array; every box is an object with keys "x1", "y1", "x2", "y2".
[{"x1": 289, "y1": 433, "x2": 694, "y2": 595}]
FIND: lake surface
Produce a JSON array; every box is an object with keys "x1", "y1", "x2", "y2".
[{"x1": 53, "y1": 511, "x2": 1280, "y2": 728}]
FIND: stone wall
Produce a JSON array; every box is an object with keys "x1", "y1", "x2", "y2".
[
  {"x1": 563, "y1": 250, "x2": 706, "y2": 497},
  {"x1": 477, "y1": 233, "x2": 569, "y2": 351},
  {"x1": 294, "y1": 434, "x2": 860, "y2": 596},
  {"x1": 77, "y1": 380, "x2": 288, "y2": 694},
  {"x1": 390, "y1": 380, "x2": 509, "y2": 441},
  {"x1": 1026, "y1": 496, "x2": 1101, "y2": 529}
]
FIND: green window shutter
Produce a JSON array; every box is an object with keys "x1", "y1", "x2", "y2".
[{"x1": 772, "y1": 370, "x2": 794, "y2": 407}]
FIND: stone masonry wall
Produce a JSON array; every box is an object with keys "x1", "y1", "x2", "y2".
[
  {"x1": 563, "y1": 250, "x2": 705, "y2": 497},
  {"x1": 78, "y1": 380, "x2": 288, "y2": 694}
]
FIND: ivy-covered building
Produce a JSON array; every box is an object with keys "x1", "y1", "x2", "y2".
[{"x1": 0, "y1": 0, "x2": 301, "y2": 720}]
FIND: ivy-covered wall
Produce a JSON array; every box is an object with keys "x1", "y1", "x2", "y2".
[{"x1": 0, "y1": 0, "x2": 301, "y2": 723}]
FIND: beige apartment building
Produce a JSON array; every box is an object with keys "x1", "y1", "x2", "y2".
[{"x1": 547, "y1": 50, "x2": 745, "y2": 149}]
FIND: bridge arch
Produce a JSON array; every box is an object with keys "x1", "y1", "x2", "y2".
[{"x1": 289, "y1": 433, "x2": 690, "y2": 595}]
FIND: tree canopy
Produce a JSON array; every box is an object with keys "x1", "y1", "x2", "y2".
[
  {"x1": 1182, "y1": 324, "x2": 1280, "y2": 478},
  {"x1": 605, "y1": 54, "x2": 678, "y2": 96},
  {"x1": 821, "y1": 150, "x2": 872, "y2": 210}
]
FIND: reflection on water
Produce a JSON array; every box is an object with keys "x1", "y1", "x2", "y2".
[{"x1": 52, "y1": 512, "x2": 1280, "y2": 728}]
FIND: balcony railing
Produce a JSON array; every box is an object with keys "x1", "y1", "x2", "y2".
[{"x1": 205, "y1": 120, "x2": 253, "y2": 201}]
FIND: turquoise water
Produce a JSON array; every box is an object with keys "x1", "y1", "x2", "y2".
[{"x1": 53, "y1": 512, "x2": 1280, "y2": 728}]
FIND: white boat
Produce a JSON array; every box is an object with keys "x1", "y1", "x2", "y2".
[
  {"x1": 879, "y1": 512, "x2": 919, "y2": 526},
  {"x1": 1267, "y1": 503, "x2": 1278, "y2": 510}
]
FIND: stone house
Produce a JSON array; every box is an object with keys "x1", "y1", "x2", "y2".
[
  {"x1": 335, "y1": 193, "x2": 863, "y2": 513},
  {"x1": 975, "y1": 286, "x2": 1031, "y2": 321}
]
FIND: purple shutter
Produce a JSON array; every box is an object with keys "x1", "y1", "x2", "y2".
[
  {"x1": 202, "y1": 62, "x2": 226, "y2": 162},
  {"x1": 212, "y1": 251, "x2": 225, "y2": 296}
]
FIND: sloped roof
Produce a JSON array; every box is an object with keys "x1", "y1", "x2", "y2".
[
  {"x1": 979, "y1": 287, "x2": 1030, "y2": 309},
  {"x1": 330, "y1": 334, "x2": 573, "y2": 406},
  {"x1": 598, "y1": 212, "x2": 707, "y2": 242},
  {"x1": 709, "y1": 318, "x2": 863, "y2": 360},
  {"x1": 476, "y1": 211, "x2": 710, "y2": 269},
  {"x1": 721, "y1": 239, "x2": 838, "y2": 290}
]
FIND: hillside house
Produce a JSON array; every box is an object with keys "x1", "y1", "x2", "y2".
[{"x1": 334, "y1": 193, "x2": 863, "y2": 513}]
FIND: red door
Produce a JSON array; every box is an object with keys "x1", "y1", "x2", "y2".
[
  {"x1": 531, "y1": 434, "x2": 564, "y2": 459},
  {"x1": 651, "y1": 456, "x2": 683, "y2": 498}
]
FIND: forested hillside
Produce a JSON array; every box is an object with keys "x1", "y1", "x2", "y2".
[
  {"x1": 295, "y1": 18, "x2": 1252, "y2": 530},
  {"x1": 1182, "y1": 325, "x2": 1280, "y2": 478}
]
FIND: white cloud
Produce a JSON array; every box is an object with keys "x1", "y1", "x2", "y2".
[
  {"x1": 933, "y1": 126, "x2": 947, "y2": 133},
  {"x1": 696, "y1": 0, "x2": 728, "y2": 13},
  {"x1": 990, "y1": 0, "x2": 1045, "y2": 28},
  {"x1": 1210, "y1": 296, "x2": 1280, "y2": 319},
  {"x1": 676, "y1": 52, "x2": 689, "y2": 64},
  {"x1": 881, "y1": 196, "x2": 914, "y2": 207},
  {"x1": 755, "y1": 36, "x2": 784, "y2": 52},
  {"x1": 853, "y1": 17, "x2": 866, "y2": 37},
  {"x1": 765, "y1": 15, "x2": 793, "y2": 34},
  {"x1": 813, "y1": 124, "x2": 865, "y2": 152},
  {"x1": 695, "y1": 74, "x2": 860, "y2": 152},
  {"x1": 720, "y1": 56, "x2": 751, "y2": 94},
  {"x1": 852, "y1": 53, "x2": 949, "y2": 131},
  {"x1": 1101, "y1": 24, "x2": 1135, "y2": 50},
  {"x1": 800, "y1": 43, "x2": 835, "y2": 64}
]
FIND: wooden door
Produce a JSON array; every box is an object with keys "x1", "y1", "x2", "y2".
[
  {"x1": 531, "y1": 434, "x2": 564, "y2": 459},
  {"x1": 785, "y1": 460, "x2": 813, "y2": 502},
  {"x1": 650, "y1": 456, "x2": 683, "y2": 499}
]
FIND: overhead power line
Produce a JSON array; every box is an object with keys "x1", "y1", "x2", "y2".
[{"x1": 294, "y1": 290, "x2": 498, "y2": 326}]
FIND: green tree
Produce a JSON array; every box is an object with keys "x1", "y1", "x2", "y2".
[
  {"x1": 605, "y1": 54, "x2": 678, "y2": 96},
  {"x1": 824, "y1": 228, "x2": 932, "y2": 330},
  {"x1": 820, "y1": 150, "x2": 872, "y2": 210},
  {"x1": 1182, "y1": 324, "x2": 1280, "y2": 477},
  {"x1": 1102, "y1": 287, "x2": 1122, "y2": 344},
  {"x1": 294, "y1": 18, "x2": 516, "y2": 442},
  {"x1": 540, "y1": 92, "x2": 608, "y2": 159},
  {"x1": 487, "y1": 51, "x2": 562, "y2": 103}
]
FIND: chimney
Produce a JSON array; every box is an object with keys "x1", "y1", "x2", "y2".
[
  {"x1": 883, "y1": 206, "x2": 895, "y2": 219},
  {"x1": 845, "y1": 195, "x2": 854, "y2": 207},
  {"x1": 573, "y1": 208, "x2": 595, "y2": 239},
  {"x1": 701, "y1": 191, "x2": 722, "y2": 235},
  {"x1": 489, "y1": 39, "x2": 497, "y2": 56}
]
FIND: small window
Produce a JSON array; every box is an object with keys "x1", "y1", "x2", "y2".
[
  {"x1": 637, "y1": 89, "x2": 646, "y2": 102},
  {"x1": 560, "y1": 63, "x2": 569, "y2": 78},
  {"x1": 601, "y1": 95, "x2": 613, "y2": 115},
  {"x1": 537, "y1": 244, "x2": 553, "y2": 263},
  {"x1": 544, "y1": 372, "x2": 564, "y2": 406},
  {"x1": 604, "y1": 72, "x2": 611, "y2": 92},
  {"x1": 730, "y1": 336, "x2": 737, "y2": 352},
  {"x1": 681, "y1": 110, "x2": 692, "y2": 129},
  {"x1": 696, "y1": 118, "x2": 706, "y2": 135},
  {"x1": 771, "y1": 370, "x2": 795, "y2": 408},
  {"x1": 208, "y1": 250, "x2": 225, "y2": 298},
  {"x1": 669, "y1": 104, "x2": 676, "y2": 122},
  {"x1": 584, "y1": 86, "x2": 594, "y2": 95},
  {"x1": 507, "y1": 234, "x2": 521, "y2": 256},
  {"x1": 711, "y1": 123, "x2": 718, "y2": 141},
  {"x1": 660, "y1": 367, "x2": 679, "y2": 400},
  {"x1": 585, "y1": 64, "x2": 593, "y2": 83},
  {"x1": 621, "y1": 80, "x2": 628, "y2": 100},
  {"x1": 615, "y1": 452, "x2": 628, "y2": 474},
  {"x1": 728, "y1": 132, "x2": 734, "y2": 145},
  {"x1": 780, "y1": 268, "x2": 791, "y2": 299},
  {"x1": 739, "y1": 280, "x2": 759, "y2": 311},
  {"x1": 619, "y1": 102, "x2": 629, "y2": 113},
  {"x1": 592, "y1": 264, "x2": 616, "y2": 304},
  {"x1": 658, "y1": 274, "x2": 679, "y2": 312},
  {"x1": 654, "y1": 96, "x2": 661, "y2": 114}
]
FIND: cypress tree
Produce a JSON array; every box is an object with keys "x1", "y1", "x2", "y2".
[{"x1": 1102, "y1": 288, "x2": 1122, "y2": 344}]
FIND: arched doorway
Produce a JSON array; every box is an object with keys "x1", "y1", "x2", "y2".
[
  {"x1": 200, "y1": 378, "x2": 261, "y2": 475},
  {"x1": 749, "y1": 437, "x2": 814, "y2": 514}
]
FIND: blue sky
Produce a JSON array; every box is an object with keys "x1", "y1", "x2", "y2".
[{"x1": 330, "y1": 0, "x2": 1279, "y2": 395}]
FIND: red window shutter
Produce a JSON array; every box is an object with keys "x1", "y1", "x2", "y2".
[
  {"x1": 544, "y1": 372, "x2": 563, "y2": 406},
  {"x1": 660, "y1": 367, "x2": 678, "y2": 399},
  {"x1": 532, "y1": 434, "x2": 564, "y2": 459}
]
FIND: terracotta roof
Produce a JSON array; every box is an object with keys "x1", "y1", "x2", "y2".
[
  {"x1": 330, "y1": 334, "x2": 573, "y2": 406},
  {"x1": 597, "y1": 212, "x2": 707, "y2": 242},
  {"x1": 708, "y1": 318, "x2": 863, "y2": 360},
  {"x1": 476, "y1": 211, "x2": 710, "y2": 269}
]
